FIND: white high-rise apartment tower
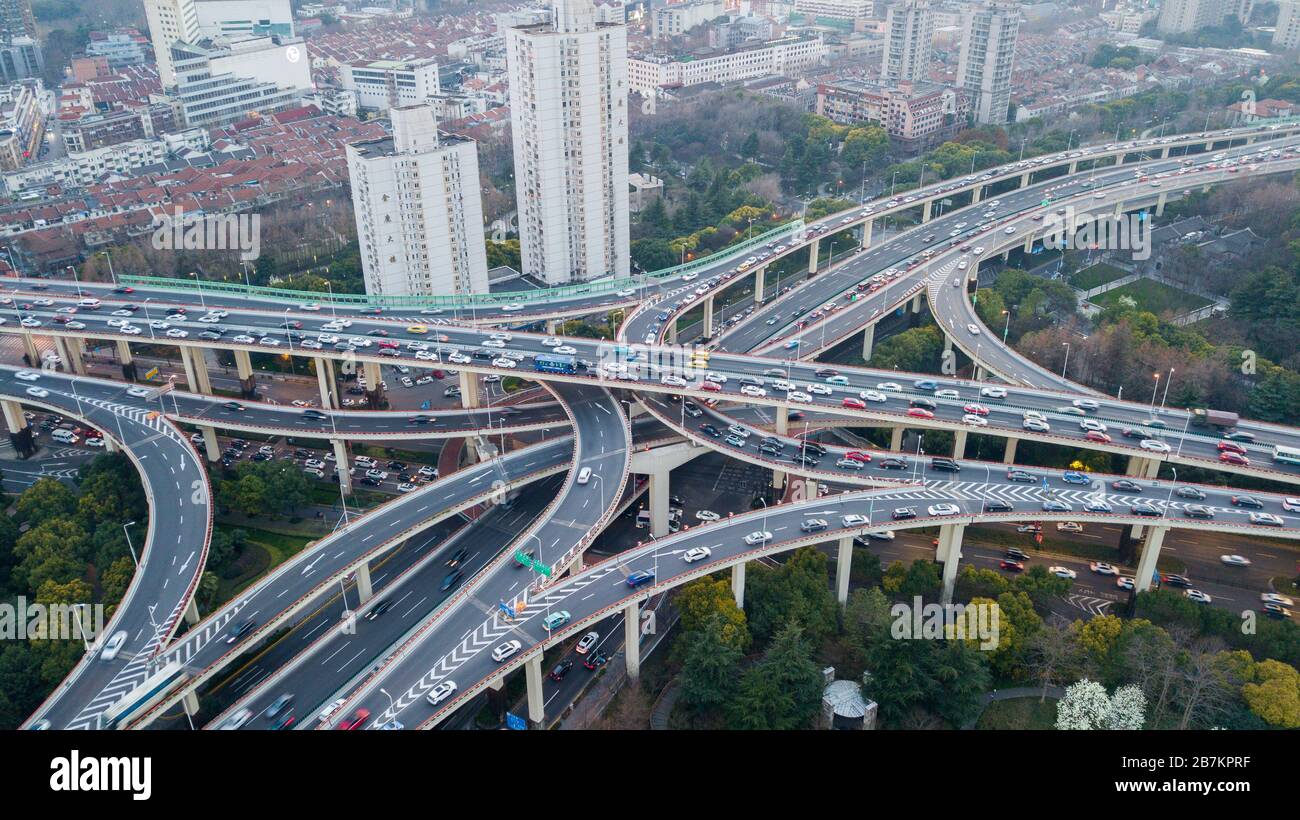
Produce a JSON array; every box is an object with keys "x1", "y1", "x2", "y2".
[
  {"x1": 346, "y1": 105, "x2": 490, "y2": 297},
  {"x1": 1276, "y1": 0, "x2": 1300, "y2": 50},
  {"x1": 145, "y1": 0, "x2": 200, "y2": 87},
  {"x1": 882, "y1": 0, "x2": 933, "y2": 83},
  {"x1": 957, "y1": 2, "x2": 1019, "y2": 125},
  {"x1": 506, "y1": 0, "x2": 630, "y2": 285}
]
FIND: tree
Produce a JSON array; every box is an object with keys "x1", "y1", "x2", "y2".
[
  {"x1": 728, "y1": 623, "x2": 823, "y2": 730},
  {"x1": 674, "y1": 578, "x2": 749, "y2": 651},
  {"x1": 1025, "y1": 621, "x2": 1080, "y2": 701},
  {"x1": 1240, "y1": 659, "x2": 1300, "y2": 729},
  {"x1": 678, "y1": 613, "x2": 744, "y2": 716},
  {"x1": 741, "y1": 130, "x2": 760, "y2": 161},
  {"x1": 1107, "y1": 685, "x2": 1149, "y2": 730},
  {"x1": 1055, "y1": 679, "x2": 1147, "y2": 729},
  {"x1": 743, "y1": 548, "x2": 839, "y2": 645},
  {"x1": 15, "y1": 478, "x2": 77, "y2": 527}
]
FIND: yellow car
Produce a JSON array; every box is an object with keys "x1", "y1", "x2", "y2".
[{"x1": 406, "y1": 325, "x2": 429, "y2": 335}]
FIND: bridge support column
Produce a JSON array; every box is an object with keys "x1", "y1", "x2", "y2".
[
  {"x1": 234, "y1": 349, "x2": 257, "y2": 399},
  {"x1": 1155, "y1": 192, "x2": 1167, "y2": 216},
  {"x1": 200, "y1": 424, "x2": 220, "y2": 462},
  {"x1": 732, "y1": 561, "x2": 745, "y2": 608},
  {"x1": 1160, "y1": 145, "x2": 1170, "y2": 159},
  {"x1": 2, "y1": 400, "x2": 35, "y2": 458},
  {"x1": 861, "y1": 324, "x2": 874, "y2": 362},
  {"x1": 971, "y1": 185, "x2": 982, "y2": 204},
  {"x1": 51, "y1": 336, "x2": 71, "y2": 371},
  {"x1": 525, "y1": 654, "x2": 545, "y2": 728},
  {"x1": 623, "y1": 600, "x2": 640, "y2": 681},
  {"x1": 861, "y1": 218, "x2": 873, "y2": 248},
  {"x1": 354, "y1": 562, "x2": 373, "y2": 604},
  {"x1": 1134, "y1": 525, "x2": 1167, "y2": 592},
  {"x1": 944, "y1": 333, "x2": 953, "y2": 355},
  {"x1": 1019, "y1": 171, "x2": 1031, "y2": 187},
  {"x1": 1023, "y1": 234, "x2": 1033, "y2": 254},
  {"x1": 890, "y1": 426, "x2": 904, "y2": 451},
  {"x1": 104, "y1": 437, "x2": 120, "y2": 454},
  {"x1": 179, "y1": 346, "x2": 212, "y2": 395},
  {"x1": 1113, "y1": 200, "x2": 1124, "y2": 219},
  {"x1": 1001, "y1": 249, "x2": 1010, "y2": 263},
  {"x1": 315, "y1": 357, "x2": 338, "y2": 409},
  {"x1": 57, "y1": 337, "x2": 87, "y2": 375},
  {"x1": 332, "y1": 438, "x2": 352, "y2": 495},
  {"x1": 808, "y1": 239, "x2": 819, "y2": 274},
  {"x1": 363, "y1": 361, "x2": 385, "y2": 409},
  {"x1": 648, "y1": 469, "x2": 670, "y2": 538},
  {"x1": 836, "y1": 535, "x2": 852, "y2": 605},
  {"x1": 1002, "y1": 436, "x2": 1018, "y2": 464},
  {"x1": 21, "y1": 333, "x2": 39, "y2": 367},
  {"x1": 773, "y1": 407, "x2": 788, "y2": 489},
  {"x1": 922, "y1": 200, "x2": 933, "y2": 223},
  {"x1": 803, "y1": 478, "x2": 818, "y2": 501},
  {"x1": 545, "y1": 318, "x2": 561, "y2": 335},
  {"x1": 753, "y1": 266, "x2": 765, "y2": 303},
  {"x1": 1068, "y1": 160, "x2": 1078, "y2": 175},
  {"x1": 184, "y1": 597, "x2": 201, "y2": 626},
  {"x1": 952, "y1": 429, "x2": 967, "y2": 460},
  {"x1": 667, "y1": 322, "x2": 677, "y2": 344},
  {"x1": 458, "y1": 370, "x2": 480, "y2": 409},
  {"x1": 910, "y1": 293, "x2": 923, "y2": 314},
  {"x1": 702, "y1": 295, "x2": 715, "y2": 339},
  {"x1": 939, "y1": 523, "x2": 965, "y2": 605},
  {"x1": 116, "y1": 340, "x2": 138, "y2": 381}
]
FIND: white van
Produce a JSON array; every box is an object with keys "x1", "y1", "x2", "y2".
[
  {"x1": 51, "y1": 429, "x2": 79, "y2": 444},
  {"x1": 77, "y1": 297, "x2": 102, "y2": 309},
  {"x1": 577, "y1": 467, "x2": 592, "y2": 484},
  {"x1": 635, "y1": 509, "x2": 651, "y2": 528}
]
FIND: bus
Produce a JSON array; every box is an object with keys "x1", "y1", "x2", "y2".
[
  {"x1": 98, "y1": 660, "x2": 188, "y2": 729},
  {"x1": 1273, "y1": 445, "x2": 1300, "y2": 466},
  {"x1": 534, "y1": 354, "x2": 577, "y2": 375}
]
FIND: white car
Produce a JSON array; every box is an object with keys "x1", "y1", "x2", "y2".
[
  {"x1": 426, "y1": 680, "x2": 457, "y2": 706},
  {"x1": 1138, "y1": 439, "x2": 1170, "y2": 453},
  {"x1": 233, "y1": 335, "x2": 256, "y2": 344},
  {"x1": 744, "y1": 530, "x2": 773, "y2": 545},
  {"x1": 1072, "y1": 399, "x2": 1100, "y2": 410},
  {"x1": 807, "y1": 384, "x2": 832, "y2": 396},
  {"x1": 1282, "y1": 497, "x2": 1300, "y2": 513},
  {"x1": 25, "y1": 387, "x2": 49, "y2": 398},
  {"x1": 220, "y1": 709, "x2": 253, "y2": 730},
  {"x1": 1219, "y1": 554, "x2": 1252, "y2": 567},
  {"x1": 695, "y1": 510, "x2": 720, "y2": 522},
  {"x1": 492, "y1": 358, "x2": 517, "y2": 368},
  {"x1": 1185, "y1": 589, "x2": 1212, "y2": 604},
  {"x1": 661, "y1": 375, "x2": 686, "y2": 387},
  {"x1": 1049, "y1": 566, "x2": 1077, "y2": 580},
  {"x1": 13, "y1": 371, "x2": 40, "y2": 382},
  {"x1": 198, "y1": 314, "x2": 221, "y2": 323},
  {"x1": 259, "y1": 337, "x2": 281, "y2": 347},
  {"x1": 842, "y1": 514, "x2": 869, "y2": 527},
  {"x1": 127, "y1": 386, "x2": 150, "y2": 398},
  {"x1": 860, "y1": 390, "x2": 888, "y2": 403},
  {"x1": 99, "y1": 630, "x2": 128, "y2": 661},
  {"x1": 616, "y1": 289, "x2": 635, "y2": 298},
  {"x1": 787, "y1": 391, "x2": 813, "y2": 403},
  {"x1": 541, "y1": 337, "x2": 562, "y2": 347},
  {"x1": 107, "y1": 318, "x2": 128, "y2": 328},
  {"x1": 20, "y1": 317, "x2": 40, "y2": 328},
  {"x1": 935, "y1": 389, "x2": 960, "y2": 400},
  {"x1": 120, "y1": 325, "x2": 141, "y2": 335},
  {"x1": 961, "y1": 414, "x2": 988, "y2": 427},
  {"x1": 980, "y1": 386, "x2": 1007, "y2": 399},
  {"x1": 165, "y1": 328, "x2": 188, "y2": 338},
  {"x1": 554, "y1": 345, "x2": 578, "y2": 355},
  {"x1": 483, "y1": 339, "x2": 505, "y2": 348},
  {"x1": 1090, "y1": 561, "x2": 1119, "y2": 575},
  {"x1": 740, "y1": 385, "x2": 766, "y2": 398},
  {"x1": 877, "y1": 382, "x2": 902, "y2": 392},
  {"x1": 1079, "y1": 419, "x2": 1107, "y2": 433},
  {"x1": 684, "y1": 546, "x2": 712, "y2": 563},
  {"x1": 1023, "y1": 418, "x2": 1050, "y2": 433},
  {"x1": 927, "y1": 503, "x2": 960, "y2": 516},
  {"x1": 1261, "y1": 593, "x2": 1295, "y2": 606},
  {"x1": 705, "y1": 372, "x2": 728, "y2": 384},
  {"x1": 966, "y1": 324, "x2": 981, "y2": 335}
]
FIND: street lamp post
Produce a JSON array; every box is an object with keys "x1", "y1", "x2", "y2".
[
  {"x1": 1160, "y1": 367, "x2": 1174, "y2": 409},
  {"x1": 1061, "y1": 342, "x2": 1071, "y2": 379},
  {"x1": 189, "y1": 272, "x2": 207, "y2": 311},
  {"x1": 1149, "y1": 373, "x2": 1160, "y2": 416},
  {"x1": 123, "y1": 521, "x2": 139, "y2": 567},
  {"x1": 1001, "y1": 309, "x2": 1012, "y2": 344}
]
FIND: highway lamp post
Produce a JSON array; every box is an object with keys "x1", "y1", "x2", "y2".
[
  {"x1": 326, "y1": 280, "x2": 337, "y2": 320},
  {"x1": 379, "y1": 687, "x2": 396, "y2": 718},
  {"x1": 859, "y1": 160, "x2": 868, "y2": 202},
  {"x1": 70, "y1": 263, "x2": 83, "y2": 298},
  {"x1": 326, "y1": 411, "x2": 350, "y2": 524},
  {"x1": 1060, "y1": 342, "x2": 1071, "y2": 379},
  {"x1": 143, "y1": 298, "x2": 155, "y2": 340},
  {"x1": 123, "y1": 521, "x2": 139, "y2": 568},
  {"x1": 1001, "y1": 309, "x2": 1011, "y2": 344},
  {"x1": 189, "y1": 272, "x2": 207, "y2": 312},
  {"x1": 338, "y1": 576, "x2": 350, "y2": 614},
  {"x1": 1019, "y1": 138, "x2": 1028, "y2": 162},
  {"x1": 911, "y1": 433, "x2": 925, "y2": 485},
  {"x1": 71, "y1": 604, "x2": 93, "y2": 653},
  {"x1": 1149, "y1": 372, "x2": 1160, "y2": 416},
  {"x1": 1174, "y1": 412, "x2": 1192, "y2": 458},
  {"x1": 1160, "y1": 367, "x2": 1174, "y2": 410}
]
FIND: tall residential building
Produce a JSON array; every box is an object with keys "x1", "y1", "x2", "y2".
[
  {"x1": 341, "y1": 58, "x2": 441, "y2": 112},
  {"x1": 882, "y1": 0, "x2": 933, "y2": 83},
  {"x1": 145, "y1": 0, "x2": 202, "y2": 87},
  {"x1": 0, "y1": 0, "x2": 35, "y2": 41},
  {"x1": 1156, "y1": 0, "x2": 1253, "y2": 35},
  {"x1": 957, "y1": 2, "x2": 1019, "y2": 124},
  {"x1": 346, "y1": 105, "x2": 490, "y2": 297},
  {"x1": 1275, "y1": 0, "x2": 1300, "y2": 49},
  {"x1": 506, "y1": 0, "x2": 629, "y2": 285}
]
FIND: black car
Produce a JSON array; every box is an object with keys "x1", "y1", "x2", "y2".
[
  {"x1": 879, "y1": 457, "x2": 908, "y2": 470},
  {"x1": 1183, "y1": 504, "x2": 1214, "y2": 519},
  {"x1": 549, "y1": 660, "x2": 575, "y2": 681},
  {"x1": 1176, "y1": 486, "x2": 1206, "y2": 500},
  {"x1": 1120, "y1": 427, "x2": 1151, "y2": 439},
  {"x1": 387, "y1": 461, "x2": 406, "y2": 471},
  {"x1": 361, "y1": 476, "x2": 382, "y2": 486},
  {"x1": 1160, "y1": 574, "x2": 1194, "y2": 588},
  {"x1": 199, "y1": 330, "x2": 222, "y2": 340},
  {"x1": 471, "y1": 350, "x2": 494, "y2": 360},
  {"x1": 446, "y1": 547, "x2": 469, "y2": 568},
  {"x1": 1005, "y1": 547, "x2": 1030, "y2": 562},
  {"x1": 699, "y1": 424, "x2": 721, "y2": 438},
  {"x1": 930, "y1": 458, "x2": 961, "y2": 472},
  {"x1": 983, "y1": 500, "x2": 1014, "y2": 513},
  {"x1": 1231, "y1": 495, "x2": 1263, "y2": 508},
  {"x1": 583, "y1": 652, "x2": 608, "y2": 670},
  {"x1": 439, "y1": 569, "x2": 464, "y2": 591},
  {"x1": 1222, "y1": 430, "x2": 1255, "y2": 442},
  {"x1": 758, "y1": 443, "x2": 782, "y2": 456},
  {"x1": 892, "y1": 507, "x2": 917, "y2": 520},
  {"x1": 365, "y1": 599, "x2": 394, "y2": 620},
  {"x1": 910, "y1": 398, "x2": 937, "y2": 410},
  {"x1": 1111, "y1": 479, "x2": 1143, "y2": 492},
  {"x1": 303, "y1": 410, "x2": 327, "y2": 421},
  {"x1": 739, "y1": 376, "x2": 764, "y2": 387},
  {"x1": 1130, "y1": 502, "x2": 1161, "y2": 517},
  {"x1": 800, "y1": 519, "x2": 828, "y2": 533},
  {"x1": 800, "y1": 441, "x2": 828, "y2": 456},
  {"x1": 347, "y1": 386, "x2": 366, "y2": 396},
  {"x1": 814, "y1": 368, "x2": 839, "y2": 378},
  {"x1": 408, "y1": 415, "x2": 433, "y2": 425},
  {"x1": 792, "y1": 454, "x2": 819, "y2": 468},
  {"x1": 222, "y1": 402, "x2": 244, "y2": 412},
  {"x1": 225, "y1": 618, "x2": 255, "y2": 644},
  {"x1": 1007, "y1": 469, "x2": 1035, "y2": 483}
]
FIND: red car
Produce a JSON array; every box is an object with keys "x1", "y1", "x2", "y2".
[
  {"x1": 1219, "y1": 451, "x2": 1250, "y2": 466},
  {"x1": 1084, "y1": 431, "x2": 1112, "y2": 444},
  {"x1": 962, "y1": 403, "x2": 989, "y2": 416},
  {"x1": 841, "y1": 397, "x2": 866, "y2": 410},
  {"x1": 844, "y1": 451, "x2": 872, "y2": 463},
  {"x1": 1217, "y1": 441, "x2": 1246, "y2": 454},
  {"x1": 337, "y1": 708, "x2": 370, "y2": 730},
  {"x1": 999, "y1": 560, "x2": 1025, "y2": 572},
  {"x1": 907, "y1": 408, "x2": 935, "y2": 419},
  {"x1": 698, "y1": 381, "x2": 721, "y2": 392}
]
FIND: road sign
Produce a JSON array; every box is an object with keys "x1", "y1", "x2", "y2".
[
  {"x1": 144, "y1": 367, "x2": 159, "y2": 380},
  {"x1": 505, "y1": 712, "x2": 527, "y2": 730},
  {"x1": 513, "y1": 549, "x2": 552, "y2": 577}
]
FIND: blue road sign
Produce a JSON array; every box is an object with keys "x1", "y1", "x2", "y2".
[{"x1": 506, "y1": 712, "x2": 527, "y2": 730}]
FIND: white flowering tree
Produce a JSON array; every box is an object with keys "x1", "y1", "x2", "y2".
[{"x1": 1055, "y1": 679, "x2": 1147, "y2": 730}]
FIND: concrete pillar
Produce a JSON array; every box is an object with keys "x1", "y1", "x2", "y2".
[
  {"x1": 234, "y1": 349, "x2": 256, "y2": 399},
  {"x1": 890, "y1": 426, "x2": 903, "y2": 451},
  {"x1": 702, "y1": 295, "x2": 714, "y2": 339},
  {"x1": 2, "y1": 399, "x2": 34, "y2": 458},
  {"x1": 944, "y1": 333, "x2": 953, "y2": 355},
  {"x1": 773, "y1": 408, "x2": 788, "y2": 489},
  {"x1": 184, "y1": 597, "x2": 201, "y2": 626},
  {"x1": 623, "y1": 600, "x2": 640, "y2": 681},
  {"x1": 753, "y1": 266, "x2": 765, "y2": 303},
  {"x1": 1140, "y1": 457, "x2": 1160, "y2": 480},
  {"x1": 545, "y1": 318, "x2": 560, "y2": 335},
  {"x1": 1019, "y1": 171, "x2": 1031, "y2": 187},
  {"x1": 458, "y1": 370, "x2": 480, "y2": 409},
  {"x1": 861, "y1": 324, "x2": 874, "y2": 362},
  {"x1": 1160, "y1": 145, "x2": 1170, "y2": 158},
  {"x1": 836, "y1": 535, "x2": 852, "y2": 605},
  {"x1": 116, "y1": 340, "x2": 137, "y2": 382},
  {"x1": 67, "y1": 337, "x2": 87, "y2": 375},
  {"x1": 104, "y1": 437, "x2": 120, "y2": 454},
  {"x1": 179, "y1": 347, "x2": 212, "y2": 395},
  {"x1": 952, "y1": 428, "x2": 967, "y2": 460},
  {"x1": 922, "y1": 199, "x2": 933, "y2": 222},
  {"x1": 1023, "y1": 234, "x2": 1033, "y2": 254},
  {"x1": 803, "y1": 478, "x2": 818, "y2": 501},
  {"x1": 807, "y1": 239, "x2": 819, "y2": 274},
  {"x1": 861, "y1": 218, "x2": 873, "y2": 248},
  {"x1": 332, "y1": 438, "x2": 352, "y2": 495},
  {"x1": 648, "y1": 470, "x2": 670, "y2": 538},
  {"x1": 1068, "y1": 160, "x2": 1078, "y2": 175},
  {"x1": 525, "y1": 654, "x2": 545, "y2": 727},
  {"x1": 200, "y1": 425, "x2": 220, "y2": 462},
  {"x1": 732, "y1": 561, "x2": 745, "y2": 608},
  {"x1": 1002, "y1": 436, "x2": 1018, "y2": 464},
  {"x1": 363, "y1": 360, "x2": 384, "y2": 409},
  {"x1": 52, "y1": 336, "x2": 71, "y2": 371},
  {"x1": 910, "y1": 293, "x2": 923, "y2": 314},
  {"x1": 1113, "y1": 200, "x2": 1123, "y2": 219},
  {"x1": 1155, "y1": 192, "x2": 1167, "y2": 216},
  {"x1": 971, "y1": 185, "x2": 982, "y2": 204},
  {"x1": 21, "y1": 333, "x2": 39, "y2": 367},
  {"x1": 1001, "y1": 249, "x2": 1010, "y2": 263},
  {"x1": 1134, "y1": 526, "x2": 1167, "y2": 592},
  {"x1": 667, "y1": 322, "x2": 677, "y2": 345},
  {"x1": 464, "y1": 435, "x2": 480, "y2": 465},
  {"x1": 355, "y1": 562, "x2": 373, "y2": 604},
  {"x1": 315, "y1": 357, "x2": 337, "y2": 410},
  {"x1": 939, "y1": 523, "x2": 965, "y2": 605}
]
